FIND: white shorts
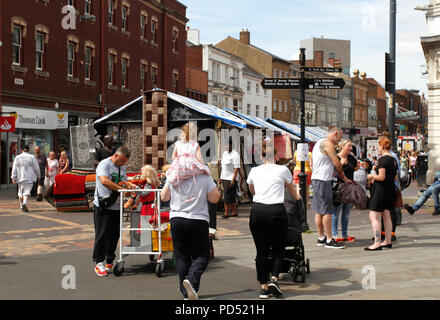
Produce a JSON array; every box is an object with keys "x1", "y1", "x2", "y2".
[{"x1": 18, "y1": 183, "x2": 33, "y2": 198}]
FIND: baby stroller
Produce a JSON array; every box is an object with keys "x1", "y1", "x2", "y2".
[{"x1": 281, "y1": 191, "x2": 310, "y2": 283}]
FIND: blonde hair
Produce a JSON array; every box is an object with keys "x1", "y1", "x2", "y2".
[
  {"x1": 60, "y1": 151, "x2": 68, "y2": 160},
  {"x1": 141, "y1": 165, "x2": 160, "y2": 187},
  {"x1": 180, "y1": 122, "x2": 197, "y2": 142},
  {"x1": 161, "y1": 164, "x2": 171, "y2": 173},
  {"x1": 338, "y1": 139, "x2": 352, "y2": 151}
]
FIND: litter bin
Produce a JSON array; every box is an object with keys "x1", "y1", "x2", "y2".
[{"x1": 416, "y1": 155, "x2": 428, "y2": 187}]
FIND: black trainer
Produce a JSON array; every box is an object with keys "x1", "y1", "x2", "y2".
[
  {"x1": 259, "y1": 288, "x2": 272, "y2": 299},
  {"x1": 268, "y1": 279, "x2": 283, "y2": 297},
  {"x1": 316, "y1": 237, "x2": 327, "y2": 247},
  {"x1": 404, "y1": 204, "x2": 415, "y2": 215},
  {"x1": 325, "y1": 238, "x2": 345, "y2": 249},
  {"x1": 433, "y1": 209, "x2": 440, "y2": 216}
]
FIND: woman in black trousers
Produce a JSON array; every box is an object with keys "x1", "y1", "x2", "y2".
[{"x1": 246, "y1": 141, "x2": 300, "y2": 299}]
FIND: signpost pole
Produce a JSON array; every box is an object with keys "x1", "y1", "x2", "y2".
[{"x1": 299, "y1": 48, "x2": 309, "y2": 232}]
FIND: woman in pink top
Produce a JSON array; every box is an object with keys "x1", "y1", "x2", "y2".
[{"x1": 409, "y1": 151, "x2": 417, "y2": 181}]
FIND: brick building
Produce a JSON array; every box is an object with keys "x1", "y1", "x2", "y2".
[
  {"x1": 185, "y1": 39, "x2": 208, "y2": 103},
  {"x1": 0, "y1": 0, "x2": 188, "y2": 186}
]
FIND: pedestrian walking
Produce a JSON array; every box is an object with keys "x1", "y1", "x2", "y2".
[
  {"x1": 311, "y1": 127, "x2": 353, "y2": 250},
  {"x1": 219, "y1": 140, "x2": 241, "y2": 218},
  {"x1": 400, "y1": 150, "x2": 409, "y2": 172},
  {"x1": 11, "y1": 145, "x2": 40, "y2": 212},
  {"x1": 246, "y1": 140, "x2": 300, "y2": 299},
  {"x1": 409, "y1": 151, "x2": 418, "y2": 181},
  {"x1": 34, "y1": 146, "x2": 48, "y2": 201},
  {"x1": 331, "y1": 139, "x2": 358, "y2": 243},
  {"x1": 365, "y1": 137, "x2": 398, "y2": 251},
  {"x1": 160, "y1": 165, "x2": 221, "y2": 300},
  {"x1": 45, "y1": 151, "x2": 60, "y2": 188},
  {"x1": 92, "y1": 146, "x2": 136, "y2": 277}
]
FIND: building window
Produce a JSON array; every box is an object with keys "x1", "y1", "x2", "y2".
[
  {"x1": 67, "y1": 41, "x2": 75, "y2": 76},
  {"x1": 273, "y1": 69, "x2": 278, "y2": 78},
  {"x1": 35, "y1": 32, "x2": 45, "y2": 71},
  {"x1": 85, "y1": 0, "x2": 92, "y2": 14},
  {"x1": 68, "y1": 0, "x2": 75, "y2": 6},
  {"x1": 256, "y1": 105, "x2": 260, "y2": 118},
  {"x1": 285, "y1": 101, "x2": 288, "y2": 113},
  {"x1": 121, "y1": 57, "x2": 128, "y2": 88},
  {"x1": 85, "y1": 47, "x2": 92, "y2": 80},
  {"x1": 151, "y1": 63, "x2": 158, "y2": 87},
  {"x1": 264, "y1": 106, "x2": 268, "y2": 119},
  {"x1": 256, "y1": 83, "x2": 260, "y2": 95},
  {"x1": 172, "y1": 27, "x2": 178, "y2": 52},
  {"x1": 172, "y1": 70, "x2": 179, "y2": 93},
  {"x1": 247, "y1": 81, "x2": 251, "y2": 92},
  {"x1": 108, "y1": 0, "x2": 115, "y2": 25},
  {"x1": 12, "y1": 25, "x2": 22, "y2": 66},
  {"x1": 273, "y1": 100, "x2": 278, "y2": 113},
  {"x1": 108, "y1": 53, "x2": 116, "y2": 84},
  {"x1": 151, "y1": 17, "x2": 158, "y2": 44},
  {"x1": 121, "y1": 5, "x2": 128, "y2": 31},
  {"x1": 247, "y1": 104, "x2": 251, "y2": 115},
  {"x1": 140, "y1": 13, "x2": 147, "y2": 39},
  {"x1": 140, "y1": 61, "x2": 147, "y2": 91}
]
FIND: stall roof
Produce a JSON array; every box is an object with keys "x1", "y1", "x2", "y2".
[
  {"x1": 265, "y1": 119, "x2": 327, "y2": 142},
  {"x1": 167, "y1": 92, "x2": 246, "y2": 128},
  {"x1": 94, "y1": 90, "x2": 247, "y2": 129},
  {"x1": 225, "y1": 109, "x2": 300, "y2": 141}
]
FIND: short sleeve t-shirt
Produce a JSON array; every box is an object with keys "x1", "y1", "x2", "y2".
[
  {"x1": 220, "y1": 149, "x2": 240, "y2": 181},
  {"x1": 247, "y1": 164, "x2": 293, "y2": 204},
  {"x1": 376, "y1": 155, "x2": 398, "y2": 190},
  {"x1": 168, "y1": 174, "x2": 217, "y2": 223},
  {"x1": 93, "y1": 157, "x2": 128, "y2": 210}
]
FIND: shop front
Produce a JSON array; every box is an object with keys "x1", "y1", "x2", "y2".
[{"x1": 0, "y1": 106, "x2": 68, "y2": 186}]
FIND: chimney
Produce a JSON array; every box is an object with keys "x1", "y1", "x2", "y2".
[
  {"x1": 240, "y1": 29, "x2": 250, "y2": 45},
  {"x1": 353, "y1": 69, "x2": 360, "y2": 78},
  {"x1": 328, "y1": 57, "x2": 335, "y2": 67},
  {"x1": 313, "y1": 51, "x2": 323, "y2": 67}
]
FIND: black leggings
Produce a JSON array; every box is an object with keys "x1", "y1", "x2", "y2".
[{"x1": 249, "y1": 203, "x2": 287, "y2": 284}]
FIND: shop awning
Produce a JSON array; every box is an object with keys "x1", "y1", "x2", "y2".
[
  {"x1": 167, "y1": 92, "x2": 247, "y2": 129},
  {"x1": 265, "y1": 119, "x2": 326, "y2": 142},
  {"x1": 225, "y1": 109, "x2": 300, "y2": 141},
  {"x1": 94, "y1": 96, "x2": 143, "y2": 124}
]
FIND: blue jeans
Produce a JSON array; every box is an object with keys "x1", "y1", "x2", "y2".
[
  {"x1": 331, "y1": 203, "x2": 352, "y2": 238},
  {"x1": 412, "y1": 181, "x2": 440, "y2": 211}
]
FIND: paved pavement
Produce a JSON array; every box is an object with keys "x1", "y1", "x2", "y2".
[{"x1": 1, "y1": 182, "x2": 439, "y2": 300}]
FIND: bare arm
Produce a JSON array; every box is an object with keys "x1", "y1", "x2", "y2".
[
  {"x1": 160, "y1": 182, "x2": 171, "y2": 202},
  {"x1": 99, "y1": 175, "x2": 124, "y2": 192},
  {"x1": 324, "y1": 141, "x2": 351, "y2": 183},
  {"x1": 196, "y1": 145, "x2": 204, "y2": 164},
  {"x1": 207, "y1": 186, "x2": 221, "y2": 203},
  {"x1": 368, "y1": 168, "x2": 386, "y2": 182},
  {"x1": 248, "y1": 183, "x2": 255, "y2": 196},
  {"x1": 286, "y1": 181, "x2": 300, "y2": 200}
]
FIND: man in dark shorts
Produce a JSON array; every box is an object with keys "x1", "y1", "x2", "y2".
[{"x1": 311, "y1": 128, "x2": 352, "y2": 249}]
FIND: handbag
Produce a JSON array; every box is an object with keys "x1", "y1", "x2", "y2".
[
  {"x1": 98, "y1": 167, "x2": 121, "y2": 209},
  {"x1": 332, "y1": 181, "x2": 341, "y2": 207},
  {"x1": 394, "y1": 188, "x2": 403, "y2": 208}
]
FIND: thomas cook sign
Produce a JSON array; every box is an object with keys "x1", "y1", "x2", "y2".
[{"x1": 2, "y1": 106, "x2": 68, "y2": 130}]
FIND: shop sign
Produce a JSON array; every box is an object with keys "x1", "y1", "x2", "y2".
[
  {"x1": 56, "y1": 112, "x2": 69, "y2": 129},
  {"x1": 0, "y1": 116, "x2": 16, "y2": 132},
  {"x1": 2, "y1": 106, "x2": 66, "y2": 130}
]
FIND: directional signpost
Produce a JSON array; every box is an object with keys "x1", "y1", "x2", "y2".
[{"x1": 261, "y1": 49, "x2": 345, "y2": 232}]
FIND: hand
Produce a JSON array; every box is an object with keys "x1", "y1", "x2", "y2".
[
  {"x1": 12, "y1": 180, "x2": 17, "y2": 184},
  {"x1": 230, "y1": 180, "x2": 235, "y2": 188},
  {"x1": 367, "y1": 174, "x2": 373, "y2": 181},
  {"x1": 343, "y1": 177, "x2": 354, "y2": 184}
]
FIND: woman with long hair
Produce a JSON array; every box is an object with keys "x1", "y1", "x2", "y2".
[
  {"x1": 331, "y1": 139, "x2": 358, "y2": 243},
  {"x1": 365, "y1": 137, "x2": 398, "y2": 251},
  {"x1": 59, "y1": 151, "x2": 70, "y2": 174},
  {"x1": 139, "y1": 165, "x2": 161, "y2": 217},
  {"x1": 247, "y1": 140, "x2": 300, "y2": 299}
]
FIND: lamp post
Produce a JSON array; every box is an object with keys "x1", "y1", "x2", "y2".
[{"x1": 299, "y1": 48, "x2": 309, "y2": 231}]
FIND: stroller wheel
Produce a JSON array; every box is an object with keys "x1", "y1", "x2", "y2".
[{"x1": 306, "y1": 258, "x2": 310, "y2": 274}]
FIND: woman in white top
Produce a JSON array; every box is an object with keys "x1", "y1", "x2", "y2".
[
  {"x1": 45, "y1": 151, "x2": 60, "y2": 188},
  {"x1": 247, "y1": 140, "x2": 300, "y2": 299}
]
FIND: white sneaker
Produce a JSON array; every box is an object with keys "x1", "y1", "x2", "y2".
[
  {"x1": 95, "y1": 262, "x2": 108, "y2": 277},
  {"x1": 183, "y1": 279, "x2": 198, "y2": 300}
]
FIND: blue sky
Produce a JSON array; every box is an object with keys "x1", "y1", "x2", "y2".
[{"x1": 182, "y1": 0, "x2": 429, "y2": 96}]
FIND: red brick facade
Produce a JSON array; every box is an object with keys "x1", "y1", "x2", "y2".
[{"x1": 185, "y1": 43, "x2": 207, "y2": 102}]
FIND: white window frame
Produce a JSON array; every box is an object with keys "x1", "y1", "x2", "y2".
[
  {"x1": 12, "y1": 25, "x2": 22, "y2": 66},
  {"x1": 67, "y1": 42, "x2": 75, "y2": 77},
  {"x1": 122, "y1": 6, "x2": 128, "y2": 31},
  {"x1": 85, "y1": 47, "x2": 92, "y2": 80},
  {"x1": 36, "y1": 32, "x2": 44, "y2": 71},
  {"x1": 108, "y1": 53, "x2": 115, "y2": 85},
  {"x1": 108, "y1": 0, "x2": 114, "y2": 25},
  {"x1": 121, "y1": 57, "x2": 128, "y2": 88},
  {"x1": 85, "y1": 0, "x2": 92, "y2": 15}
]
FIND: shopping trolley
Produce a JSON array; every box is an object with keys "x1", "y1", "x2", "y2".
[{"x1": 113, "y1": 189, "x2": 174, "y2": 277}]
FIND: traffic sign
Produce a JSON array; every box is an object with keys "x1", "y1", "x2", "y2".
[
  {"x1": 300, "y1": 67, "x2": 342, "y2": 73},
  {"x1": 306, "y1": 78, "x2": 345, "y2": 89},
  {"x1": 261, "y1": 78, "x2": 300, "y2": 89}
]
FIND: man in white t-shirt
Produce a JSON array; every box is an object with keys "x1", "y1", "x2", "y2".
[{"x1": 219, "y1": 141, "x2": 241, "y2": 218}]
